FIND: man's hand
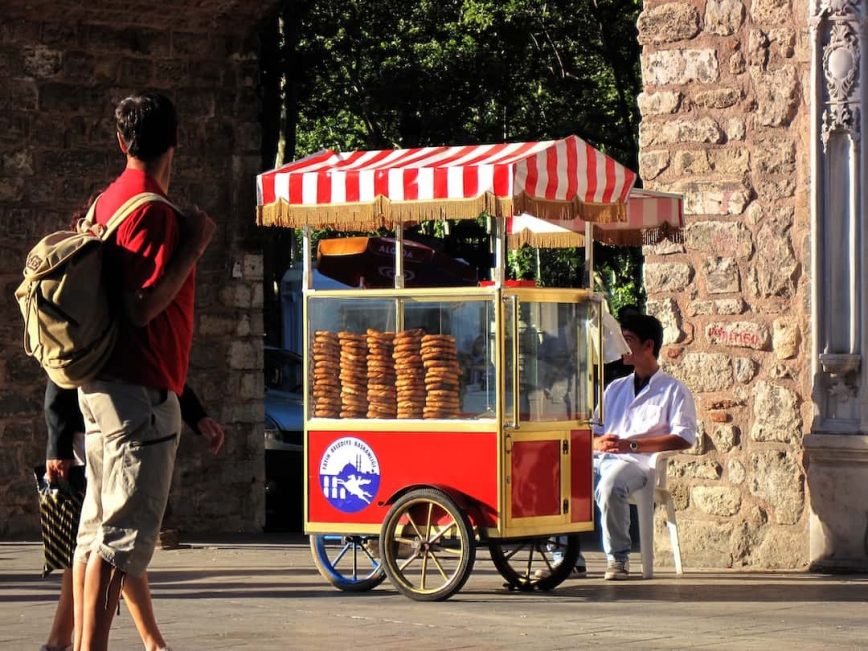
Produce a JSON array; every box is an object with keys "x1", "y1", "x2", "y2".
[
  {"x1": 594, "y1": 433, "x2": 622, "y2": 453},
  {"x1": 45, "y1": 458, "x2": 74, "y2": 483},
  {"x1": 197, "y1": 417, "x2": 225, "y2": 455}
]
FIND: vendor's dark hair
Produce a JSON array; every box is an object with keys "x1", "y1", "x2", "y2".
[
  {"x1": 115, "y1": 92, "x2": 177, "y2": 162},
  {"x1": 619, "y1": 314, "x2": 664, "y2": 358}
]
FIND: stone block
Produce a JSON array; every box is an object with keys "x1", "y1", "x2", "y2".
[
  {"x1": 637, "y1": 90, "x2": 682, "y2": 115},
  {"x1": 749, "y1": 450, "x2": 804, "y2": 525},
  {"x1": 708, "y1": 148, "x2": 751, "y2": 175},
  {"x1": 713, "y1": 424, "x2": 740, "y2": 452},
  {"x1": 678, "y1": 518, "x2": 734, "y2": 567},
  {"x1": 704, "y1": 0, "x2": 746, "y2": 36},
  {"x1": 670, "y1": 352, "x2": 734, "y2": 392},
  {"x1": 242, "y1": 253, "x2": 263, "y2": 280},
  {"x1": 755, "y1": 178, "x2": 795, "y2": 200},
  {"x1": 646, "y1": 297, "x2": 684, "y2": 344},
  {"x1": 715, "y1": 298, "x2": 746, "y2": 314},
  {"x1": 686, "y1": 300, "x2": 714, "y2": 316},
  {"x1": 684, "y1": 221, "x2": 753, "y2": 258},
  {"x1": 750, "y1": 0, "x2": 791, "y2": 26},
  {"x1": 668, "y1": 459, "x2": 723, "y2": 480},
  {"x1": 692, "y1": 486, "x2": 742, "y2": 516},
  {"x1": 753, "y1": 526, "x2": 808, "y2": 568},
  {"x1": 643, "y1": 239, "x2": 685, "y2": 256},
  {"x1": 639, "y1": 151, "x2": 671, "y2": 180},
  {"x1": 754, "y1": 138, "x2": 796, "y2": 175},
  {"x1": 730, "y1": 51, "x2": 747, "y2": 75},
  {"x1": 641, "y1": 48, "x2": 719, "y2": 85},
  {"x1": 694, "y1": 87, "x2": 741, "y2": 109},
  {"x1": 752, "y1": 65, "x2": 800, "y2": 127},
  {"x1": 198, "y1": 314, "x2": 237, "y2": 336},
  {"x1": 639, "y1": 118, "x2": 724, "y2": 148},
  {"x1": 724, "y1": 117, "x2": 746, "y2": 141},
  {"x1": 679, "y1": 180, "x2": 751, "y2": 216},
  {"x1": 749, "y1": 213, "x2": 798, "y2": 298},
  {"x1": 750, "y1": 381, "x2": 801, "y2": 443},
  {"x1": 672, "y1": 150, "x2": 709, "y2": 175},
  {"x1": 772, "y1": 318, "x2": 799, "y2": 359},
  {"x1": 703, "y1": 258, "x2": 741, "y2": 294},
  {"x1": 0, "y1": 79, "x2": 38, "y2": 111},
  {"x1": 644, "y1": 262, "x2": 693, "y2": 293},
  {"x1": 228, "y1": 340, "x2": 261, "y2": 371},
  {"x1": 637, "y1": 3, "x2": 701, "y2": 44},
  {"x1": 728, "y1": 458, "x2": 746, "y2": 483},
  {"x1": 706, "y1": 320, "x2": 768, "y2": 349},
  {"x1": 240, "y1": 372, "x2": 264, "y2": 400},
  {"x1": 22, "y1": 45, "x2": 63, "y2": 78}
]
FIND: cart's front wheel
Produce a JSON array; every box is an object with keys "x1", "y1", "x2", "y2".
[
  {"x1": 310, "y1": 534, "x2": 386, "y2": 592},
  {"x1": 488, "y1": 535, "x2": 581, "y2": 591},
  {"x1": 380, "y1": 488, "x2": 475, "y2": 601}
]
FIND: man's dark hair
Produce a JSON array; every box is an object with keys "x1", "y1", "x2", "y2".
[
  {"x1": 619, "y1": 314, "x2": 664, "y2": 358},
  {"x1": 115, "y1": 92, "x2": 178, "y2": 162}
]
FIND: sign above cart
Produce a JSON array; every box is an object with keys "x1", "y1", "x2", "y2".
[{"x1": 256, "y1": 135, "x2": 681, "y2": 233}]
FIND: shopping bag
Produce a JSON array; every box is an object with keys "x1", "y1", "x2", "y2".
[{"x1": 33, "y1": 464, "x2": 86, "y2": 577}]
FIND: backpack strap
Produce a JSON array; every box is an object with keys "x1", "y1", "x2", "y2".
[{"x1": 101, "y1": 192, "x2": 180, "y2": 241}]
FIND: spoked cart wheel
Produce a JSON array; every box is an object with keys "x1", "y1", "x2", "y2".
[
  {"x1": 380, "y1": 488, "x2": 476, "y2": 601},
  {"x1": 488, "y1": 535, "x2": 581, "y2": 591},
  {"x1": 310, "y1": 534, "x2": 386, "y2": 592}
]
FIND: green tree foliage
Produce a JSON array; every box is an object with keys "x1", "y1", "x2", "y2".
[{"x1": 260, "y1": 0, "x2": 647, "y2": 321}]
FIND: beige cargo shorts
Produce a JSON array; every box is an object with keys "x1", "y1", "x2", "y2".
[{"x1": 74, "y1": 380, "x2": 181, "y2": 577}]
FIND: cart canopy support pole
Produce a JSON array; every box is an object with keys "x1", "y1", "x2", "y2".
[
  {"x1": 303, "y1": 225, "x2": 312, "y2": 291},
  {"x1": 395, "y1": 220, "x2": 405, "y2": 289},
  {"x1": 584, "y1": 220, "x2": 594, "y2": 289},
  {"x1": 494, "y1": 216, "x2": 505, "y2": 287}
]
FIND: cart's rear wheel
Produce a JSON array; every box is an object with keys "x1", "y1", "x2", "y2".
[
  {"x1": 488, "y1": 535, "x2": 581, "y2": 591},
  {"x1": 380, "y1": 488, "x2": 475, "y2": 601},
  {"x1": 310, "y1": 534, "x2": 386, "y2": 592}
]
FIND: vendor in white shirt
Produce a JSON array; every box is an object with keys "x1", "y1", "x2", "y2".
[{"x1": 592, "y1": 313, "x2": 697, "y2": 580}]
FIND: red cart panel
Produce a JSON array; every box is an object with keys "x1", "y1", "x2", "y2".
[
  {"x1": 569, "y1": 429, "x2": 593, "y2": 522},
  {"x1": 307, "y1": 429, "x2": 499, "y2": 529},
  {"x1": 510, "y1": 439, "x2": 561, "y2": 517}
]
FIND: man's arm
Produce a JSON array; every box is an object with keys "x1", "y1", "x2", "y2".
[
  {"x1": 125, "y1": 207, "x2": 215, "y2": 327},
  {"x1": 44, "y1": 379, "x2": 83, "y2": 482},
  {"x1": 594, "y1": 433, "x2": 691, "y2": 454}
]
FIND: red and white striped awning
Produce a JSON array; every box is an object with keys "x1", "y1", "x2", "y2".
[
  {"x1": 256, "y1": 136, "x2": 644, "y2": 230},
  {"x1": 508, "y1": 188, "x2": 684, "y2": 248}
]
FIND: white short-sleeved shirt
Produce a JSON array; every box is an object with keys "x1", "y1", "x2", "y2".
[{"x1": 593, "y1": 370, "x2": 697, "y2": 470}]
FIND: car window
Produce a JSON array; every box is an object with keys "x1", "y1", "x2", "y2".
[{"x1": 265, "y1": 349, "x2": 303, "y2": 393}]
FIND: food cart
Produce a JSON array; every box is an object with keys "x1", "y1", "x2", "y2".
[{"x1": 256, "y1": 136, "x2": 683, "y2": 601}]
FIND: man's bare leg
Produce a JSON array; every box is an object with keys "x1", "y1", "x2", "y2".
[
  {"x1": 79, "y1": 554, "x2": 123, "y2": 651},
  {"x1": 72, "y1": 560, "x2": 86, "y2": 651},
  {"x1": 122, "y1": 572, "x2": 167, "y2": 651},
  {"x1": 44, "y1": 568, "x2": 74, "y2": 649}
]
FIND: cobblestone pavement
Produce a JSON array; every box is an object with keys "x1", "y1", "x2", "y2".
[{"x1": 2, "y1": 535, "x2": 866, "y2": 650}]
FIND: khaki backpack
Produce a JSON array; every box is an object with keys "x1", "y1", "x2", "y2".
[{"x1": 15, "y1": 192, "x2": 177, "y2": 389}]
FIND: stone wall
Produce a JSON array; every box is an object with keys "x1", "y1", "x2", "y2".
[
  {"x1": 0, "y1": 1, "x2": 270, "y2": 537},
  {"x1": 637, "y1": 0, "x2": 811, "y2": 568}
]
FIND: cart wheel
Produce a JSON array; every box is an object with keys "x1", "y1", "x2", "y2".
[
  {"x1": 488, "y1": 535, "x2": 581, "y2": 591},
  {"x1": 380, "y1": 488, "x2": 475, "y2": 601},
  {"x1": 310, "y1": 534, "x2": 386, "y2": 592}
]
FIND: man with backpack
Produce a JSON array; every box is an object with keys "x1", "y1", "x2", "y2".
[{"x1": 72, "y1": 92, "x2": 215, "y2": 651}]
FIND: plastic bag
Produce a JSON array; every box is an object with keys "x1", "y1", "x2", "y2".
[{"x1": 33, "y1": 464, "x2": 85, "y2": 577}]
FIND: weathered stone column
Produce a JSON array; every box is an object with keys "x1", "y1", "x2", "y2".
[{"x1": 806, "y1": 0, "x2": 868, "y2": 572}]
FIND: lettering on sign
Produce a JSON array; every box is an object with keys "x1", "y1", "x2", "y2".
[{"x1": 705, "y1": 322, "x2": 769, "y2": 350}]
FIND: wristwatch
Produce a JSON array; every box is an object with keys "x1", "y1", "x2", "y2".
[{"x1": 629, "y1": 440, "x2": 640, "y2": 452}]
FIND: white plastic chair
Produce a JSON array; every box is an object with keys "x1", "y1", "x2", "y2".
[{"x1": 627, "y1": 451, "x2": 683, "y2": 579}]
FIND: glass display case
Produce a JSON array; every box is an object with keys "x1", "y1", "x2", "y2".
[{"x1": 306, "y1": 290, "x2": 497, "y2": 420}]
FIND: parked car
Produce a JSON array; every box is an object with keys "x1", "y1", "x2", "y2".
[{"x1": 263, "y1": 346, "x2": 304, "y2": 532}]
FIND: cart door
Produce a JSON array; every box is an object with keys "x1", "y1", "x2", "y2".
[{"x1": 501, "y1": 291, "x2": 597, "y2": 534}]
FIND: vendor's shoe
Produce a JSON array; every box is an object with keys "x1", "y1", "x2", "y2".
[{"x1": 604, "y1": 559, "x2": 629, "y2": 580}]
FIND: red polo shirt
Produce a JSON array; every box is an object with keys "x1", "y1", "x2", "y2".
[{"x1": 95, "y1": 168, "x2": 195, "y2": 395}]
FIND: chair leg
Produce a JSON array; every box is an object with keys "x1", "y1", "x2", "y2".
[
  {"x1": 634, "y1": 491, "x2": 654, "y2": 579},
  {"x1": 664, "y1": 495, "x2": 683, "y2": 575}
]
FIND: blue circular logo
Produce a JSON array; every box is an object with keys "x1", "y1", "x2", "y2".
[{"x1": 319, "y1": 437, "x2": 381, "y2": 513}]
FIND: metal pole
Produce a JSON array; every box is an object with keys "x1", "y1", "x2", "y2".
[
  {"x1": 584, "y1": 220, "x2": 594, "y2": 289},
  {"x1": 395, "y1": 220, "x2": 405, "y2": 289},
  {"x1": 494, "y1": 216, "x2": 506, "y2": 287},
  {"x1": 302, "y1": 225, "x2": 312, "y2": 291}
]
